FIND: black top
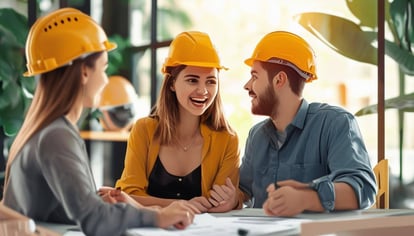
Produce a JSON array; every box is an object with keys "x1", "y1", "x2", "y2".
[{"x1": 147, "y1": 157, "x2": 201, "y2": 200}]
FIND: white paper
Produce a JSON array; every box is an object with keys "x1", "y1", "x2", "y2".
[{"x1": 125, "y1": 213, "x2": 310, "y2": 236}]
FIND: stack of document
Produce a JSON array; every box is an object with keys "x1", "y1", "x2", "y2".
[{"x1": 126, "y1": 213, "x2": 310, "y2": 236}]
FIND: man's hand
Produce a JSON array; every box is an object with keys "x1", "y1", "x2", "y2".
[
  {"x1": 187, "y1": 196, "x2": 213, "y2": 212},
  {"x1": 263, "y1": 180, "x2": 314, "y2": 217}
]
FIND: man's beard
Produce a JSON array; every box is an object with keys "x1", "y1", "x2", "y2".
[{"x1": 251, "y1": 83, "x2": 278, "y2": 117}]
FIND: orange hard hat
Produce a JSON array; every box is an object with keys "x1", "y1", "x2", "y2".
[
  {"x1": 99, "y1": 76, "x2": 138, "y2": 131},
  {"x1": 245, "y1": 31, "x2": 317, "y2": 82},
  {"x1": 99, "y1": 75, "x2": 137, "y2": 107}
]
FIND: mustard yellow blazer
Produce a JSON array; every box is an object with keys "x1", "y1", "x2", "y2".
[{"x1": 115, "y1": 117, "x2": 240, "y2": 199}]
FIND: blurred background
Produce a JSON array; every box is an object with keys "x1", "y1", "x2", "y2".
[{"x1": 1, "y1": 0, "x2": 413, "y2": 208}]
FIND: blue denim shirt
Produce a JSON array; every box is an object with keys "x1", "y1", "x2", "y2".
[{"x1": 239, "y1": 99, "x2": 377, "y2": 210}]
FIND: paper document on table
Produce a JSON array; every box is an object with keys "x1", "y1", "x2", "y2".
[{"x1": 125, "y1": 213, "x2": 310, "y2": 236}]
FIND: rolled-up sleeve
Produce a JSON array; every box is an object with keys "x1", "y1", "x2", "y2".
[{"x1": 325, "y1": 113, "x2": 377, "y2": 209}]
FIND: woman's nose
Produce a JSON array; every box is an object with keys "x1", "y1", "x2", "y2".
[{"x1": 196, "y1": 85, "x2": 208, "y2": 94}]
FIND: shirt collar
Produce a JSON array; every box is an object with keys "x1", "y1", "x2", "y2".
[{"x1": 290, "y1": 99, "x2": 309, "y2": 131}]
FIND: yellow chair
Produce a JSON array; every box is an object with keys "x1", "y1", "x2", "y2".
[{"x1": 373, "y1": 159, "x2": 389, "y2": 209}]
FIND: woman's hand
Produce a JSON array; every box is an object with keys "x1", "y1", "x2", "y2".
[
  {"x1": 207, "y1": 177, "x2": 238, "y2": 213},
  {"x1": 156, "y1": 200, "x2": 200, "y2": 229},
  {"x1": 98, "y1": 186, "x2": 143, "y2": 208},
  {"x1": 98, "y1": 186, "x2": 117, "y2": 203}
]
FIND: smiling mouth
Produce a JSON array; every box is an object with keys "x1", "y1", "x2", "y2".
[
  {"x1": 248, "y1": 91, "x2": 257, "y2": 99},
  {"x1": 190, "y1": 97, "x2": 208, "y2": 105}
]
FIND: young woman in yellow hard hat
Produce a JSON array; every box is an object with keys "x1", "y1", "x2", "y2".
[
  {"x1": 2, "y1": 8, "x2": 198, "y2": 235},
  {"x1": 111, "y1": 31, "x2": 241, "y2": 213}
]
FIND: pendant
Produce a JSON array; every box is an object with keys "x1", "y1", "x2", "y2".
[{"x1": 183, "y1": 146, "x2": 188, "y2": 151}]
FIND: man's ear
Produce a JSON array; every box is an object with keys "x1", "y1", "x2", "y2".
[{"x1": 273, "y1": 71, "x2": 287, "y2": 88}]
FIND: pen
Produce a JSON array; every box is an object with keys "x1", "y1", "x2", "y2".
[{"x1": 238, "y1": 228, "x2": 249, "y2": 236}]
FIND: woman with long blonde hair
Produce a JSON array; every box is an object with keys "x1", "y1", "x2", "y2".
[{"x1": 2, "y1": 8, "x2": 197, "y2": 236}]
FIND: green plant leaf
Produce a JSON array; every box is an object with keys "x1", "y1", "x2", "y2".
[
  {"x1": 0, "y1": 80, "x2": 21, "y2": 109},
  {"x1": 293, "y1": 12, "x2": 377, "y2": 65},
  {"x1": 390, "y1": 0, "x2": 414, "y2": 50},
  {"x1": 107, "y1": 34, "x2": 130, "y2": 76},
  {"x1": 385, "y1": 40, "x2": 414, "y2": 75},
  {"x1": 0, "y1": 8, "x2": 32, "y2": 137},
  {"x1": 0, "y1": 8, "x2": 28, "y2": 46},
  {"x1": 0, "y1": 97, "x2": 25, "y2": 136},
  {"x1": 355, "y1": 92, "x2": 414, "y2": 116},
  {"x1": 0, "y1": 24, "x2": 20, "y2": 48},
  {"x1": 346, "y1": 0, "x2": 377, "y2": 28}
]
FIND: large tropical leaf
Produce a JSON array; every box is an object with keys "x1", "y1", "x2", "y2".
[
  {"x1": 293, "y1": 12, "x2": 377, "y2": 65},
  {"x1": 385, "y1": 40, "x2": 414, "y2": 75},
  {"x1": 355, "y1": 92, "x2": 414, "y2": 116},
  {"x1": 346, "y1": 0, "x2": 378, "y2": 29}
]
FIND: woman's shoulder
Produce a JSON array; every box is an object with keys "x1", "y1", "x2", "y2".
[
  {"x1": 202, "y1": 124, "x2": 238, "y2": 142},
  {"x1": 34, "y1": 117, "x2": 84, "y2": 159},
  {"x1": 134, "y1": 116, "x2": 158, "y2": 126},
  {"x1": 130, "y1": 116, "x2": 159, "y2": 134},
  {"x1": 39, "y1": 117, "x2": 79, "y2": 140}
]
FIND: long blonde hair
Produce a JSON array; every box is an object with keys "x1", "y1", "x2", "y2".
[
  {"x1": 3, "y1": 52, "x2": 103, "y2": 193},
  {"x1": 150, "y1": 65, "x2": 235, "y2": 145}
]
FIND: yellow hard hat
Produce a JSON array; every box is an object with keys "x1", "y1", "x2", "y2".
[
  {"x1": 99, "y1": 76, "x2": 138, "y2": 131},
  {"x1": 23, "y1": 7, "x2": 117, "y2": 77},
  {"x1": 245, "y1": 31, "x2": 317, "y2": 82},
  {"x1": 161, "y1": 31, "x2": 227, "y2": 73}
]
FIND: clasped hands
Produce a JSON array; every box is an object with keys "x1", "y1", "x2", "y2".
[
  {"x1": 190, "y1": 177, "x2": 238, "y2": 213},
  {"x1": 263, "y1": 180, "x2": 316, "y2": 217}
]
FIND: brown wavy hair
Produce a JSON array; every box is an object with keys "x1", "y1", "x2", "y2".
[{"x1": 150, "y1": 65, "x2": 235, "y2": 145}]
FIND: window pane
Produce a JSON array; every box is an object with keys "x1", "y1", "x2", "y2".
[
  {"x1": 130, "y1": 0, "x2": 151, "y2": 46},
  {"x1": 132, "y1": 49, "x2": 152, "y2": 117},
  {"x1": 157, "y1": 0, "x2": 192, "y2": 41}
]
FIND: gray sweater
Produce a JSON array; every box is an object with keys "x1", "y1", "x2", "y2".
[{"x1": 3, "y1": 117, "x2": 156, "y2": 236}]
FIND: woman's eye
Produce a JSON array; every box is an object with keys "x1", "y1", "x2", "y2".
[{"x1": 207, "y1": 79, "x2": 217, "y2": 85}]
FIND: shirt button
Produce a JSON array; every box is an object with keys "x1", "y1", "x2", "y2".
[
  {"x1": 178, "y1": 178, "x2": 182, "y2": 182},
  {"x1": 177, "y1": 193, "x2": 181, "y2": 197}
]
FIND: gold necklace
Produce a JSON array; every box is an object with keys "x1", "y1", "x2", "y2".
[
  {"x1": 176, "y1": 139, "x2": 196, "y2": 151},
  {"x1": 176, "y1": 131, "x2": 198, "y2": 152}
]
